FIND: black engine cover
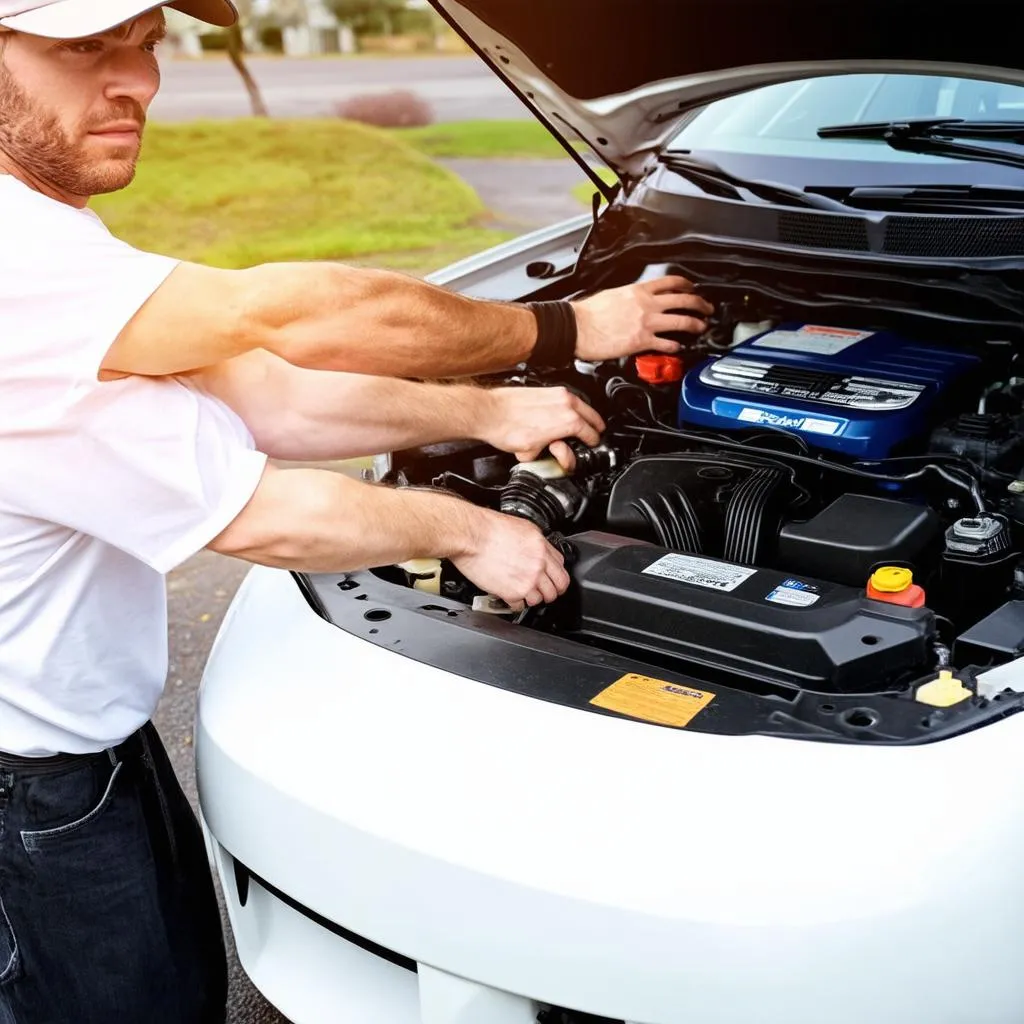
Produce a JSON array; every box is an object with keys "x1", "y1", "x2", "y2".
[{"x1": 562, "y1": 531, "x2": 936, "y2": 694}]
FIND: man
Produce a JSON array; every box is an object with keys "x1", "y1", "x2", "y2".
[{"x1": 0, "y1": 1, "x2": 713, "y2": 1021}]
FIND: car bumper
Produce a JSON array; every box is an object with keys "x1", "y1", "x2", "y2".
[{"x1": 197, "y1": 565, "x2": 1024, "y2": 1024}]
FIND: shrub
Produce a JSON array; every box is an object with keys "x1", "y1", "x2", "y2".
[
  {"x1": 334, "y1": 90, "x2": 434, "y2": 128},
  {"x1": 258, "y1": 25, "x2": 284, "y2": 52},
  {"x1": 198, "y1": 31, "x2": 229, "y2": 51}
]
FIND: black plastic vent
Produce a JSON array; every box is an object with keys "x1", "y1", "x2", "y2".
[
  {"x1": 883, "y1": 216, "x2": 1024, "y2": 258},
  {"x1": 778, "y1": 211, "x2": 870, "y2": 251}
]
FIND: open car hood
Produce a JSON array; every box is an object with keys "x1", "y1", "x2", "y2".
[{"x1": 429, "y1": 0, "x2": 1024, "y2": 182}]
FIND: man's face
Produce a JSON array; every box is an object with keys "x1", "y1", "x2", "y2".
[{"x1": 0, "y1": 11, "x2": 165, "y2": 203}]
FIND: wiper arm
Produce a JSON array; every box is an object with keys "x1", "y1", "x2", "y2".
[
  {"x1": 816, "y1": 118, "x2": 1024, "y2": 171},
  {"x1": 658, "y1": 151, "x2": 853, "y2": 213}
]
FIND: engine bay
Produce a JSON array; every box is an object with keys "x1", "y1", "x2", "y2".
[{"x1": 371, "y1": 269, "x2": 1024, "y2": 712}]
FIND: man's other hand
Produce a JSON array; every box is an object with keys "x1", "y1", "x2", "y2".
[
  {"x1": 451, "y1": 509, "x2": 570, "y2": 609},
  {"x1": 478, "y1": 385, "x2": 605, "y2": 471},
  {"x1": 571, "y1": 274, "x2": 714, "y2": 361}
]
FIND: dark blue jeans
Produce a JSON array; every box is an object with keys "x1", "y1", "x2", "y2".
[{"x1": 0, "y1": 723, "x2": 228, "y2": 1023}]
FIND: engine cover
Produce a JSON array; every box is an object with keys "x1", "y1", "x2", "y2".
[
  {"x1": 562, "y1": 531, "x2": 936, "y2": 694},
  {"x1": 680, "y1": 322, "x2": 980, "y2": 458}
]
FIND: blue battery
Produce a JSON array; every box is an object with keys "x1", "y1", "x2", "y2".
[{"x1": 679, "y1": 322, "x2": 980, "y2": 459}]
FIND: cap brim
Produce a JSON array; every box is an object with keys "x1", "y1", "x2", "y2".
[{"x1": 0, "y1": 0, "x2": 237, "y2": 38}]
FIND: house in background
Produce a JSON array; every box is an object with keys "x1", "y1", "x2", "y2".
[
  {"x1": 164, "y1": 2, "x2": 356, "y2": 57},
  {"x1": 278, "y1": 0, "x2": 356, "y2": 56}
]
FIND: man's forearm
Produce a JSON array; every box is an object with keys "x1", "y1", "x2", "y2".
[
  {"x1": 242, "y1": 263, "x2": 540, "y2": 378},
  {"x1": 108, "y1": 258, "x2": 710, "y2": 381},
  {"x1": 209, "y1": 465, "x2": 479, "y2": 573},
  {"x1": 277, "y1": 374, "x2": 487, "y2": 461},
  {"x1": 191, "y1": 350, "x2": 493, "y2": 461},
  {"x1": 208, "y1": 463, "x2": 569, "y2": 608}
]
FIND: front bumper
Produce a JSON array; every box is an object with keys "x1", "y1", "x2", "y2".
[{"x1": 197, "y1": 565, "x2": 1024, "y2": 1024}]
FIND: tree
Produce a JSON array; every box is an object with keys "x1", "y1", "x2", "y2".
[{"x1": 227, "y1": 0, "x2": 269, "y2": 117}]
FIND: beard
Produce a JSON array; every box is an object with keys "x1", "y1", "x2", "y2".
[{"x1": 0, "y1": 63, "x2": 145, "y2": 197}]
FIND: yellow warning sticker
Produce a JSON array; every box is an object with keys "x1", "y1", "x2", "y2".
[{"x1": 589, "y1": 673, "x2": 715, "y2": 727}]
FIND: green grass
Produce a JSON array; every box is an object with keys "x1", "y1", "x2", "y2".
[
  {"x1": 572, "y1": 166, "x2": 619, "y2": 207},
  {"x1": 92, "y1": 118, "x2": 507, "y2": 271},
  {"x1": 393, "y1": 119, "x2": 583, "y2": 159}
]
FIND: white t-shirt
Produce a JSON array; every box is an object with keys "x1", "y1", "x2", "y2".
[{"x1": 0, "y1": 176, "x2": 268, "y2": 756}]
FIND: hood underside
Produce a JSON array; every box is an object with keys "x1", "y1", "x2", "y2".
[{"x1": 430, "y1": 0, "x2": 1024, "y2": 178}]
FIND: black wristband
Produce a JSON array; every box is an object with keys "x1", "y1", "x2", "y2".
[{"x1": 524, "y1": 300, "x2": 578, "y2": 370}]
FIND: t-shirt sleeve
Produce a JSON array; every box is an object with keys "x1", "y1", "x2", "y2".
[
  {"x1": 0, "y1": 202, "x2": 269, "y2": 575},
  {"x1": 0, "y1": 382, "x2": 269, "y2": 575}
]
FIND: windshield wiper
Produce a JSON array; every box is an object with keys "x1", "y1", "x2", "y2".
[
  {"x1": 658, "y1": 151, "x2": 853, "y2": 213},
  {"x1": 816, "y1": 118, "x2": 1024, "y2": 171}
]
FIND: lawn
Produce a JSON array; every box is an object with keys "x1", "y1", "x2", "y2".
[
  {"x1": 394, "y1": 119, "x2": 584, "y2": 159},
  {"x1": 572, "y1": 166, "x2": 619, "y2": 207},
  {"x1": 92, "y1": 118, "x2": 512, "y2": 271}
]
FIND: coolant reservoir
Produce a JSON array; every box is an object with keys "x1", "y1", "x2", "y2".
[{"x1": 866, "y1": 566, "x2": 926, "y2": 607}]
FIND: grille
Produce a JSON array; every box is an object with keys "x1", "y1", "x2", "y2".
[
  {"x1": 883, "y1": 216, "x2": 1024, "y2": 258},
  {"x1": 775, "y1": 210, "x2": 1024, "y2": 258},
  {"x1": 778, "y1": 211, "x2": 870, "y2": 251}
]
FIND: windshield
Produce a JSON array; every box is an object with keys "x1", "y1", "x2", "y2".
[{"x1": 671, "y1": 74, "x2": 1024, "y2": 165}]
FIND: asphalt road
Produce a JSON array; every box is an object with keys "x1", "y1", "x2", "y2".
[{"x1": 152, "y1": 54, "x2": 532, "y2": 122}]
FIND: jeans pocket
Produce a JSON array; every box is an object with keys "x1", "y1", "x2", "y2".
[
  {"x1": 0, "y1": 892, "x2": 18, "y2": 986},
  {"x1": 19, "y1": 762, "x2": 124, "y2": 853}
]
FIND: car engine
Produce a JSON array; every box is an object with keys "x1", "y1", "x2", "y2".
[{"x1": 375, "y1": 285, "x2": 1024, "y2": 703}]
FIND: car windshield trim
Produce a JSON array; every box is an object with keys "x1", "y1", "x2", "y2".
[
  {"x1": 815, "y1": 118, "x2": 1024, "y2": 171},
  {"x1": 658, "y1": 151, "x2": 853, "y2": 213},
  {"x1": 806, "y1": 183, "x2": 1024, "y2": 214}
]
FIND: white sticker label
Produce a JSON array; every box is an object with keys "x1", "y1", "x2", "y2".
[
  {"x1": 800, "y1": 417, "x2": 842, "y2": 436},
  {"x1": 750, "y1": 325, "x2": 873, "y2": 356},
  {"x1": 642, "y1": 554, "x2": 756, "y2": 592},
  {"x1": 766, "y1": 587, "x2": 820, "y2": 607},
  {"x1": 765, "y1": 578, "x2": 821, "y2": 607}
]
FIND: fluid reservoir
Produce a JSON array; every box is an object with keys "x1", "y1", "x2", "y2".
[{"x1": 867, "y1": 566, "x2": 926, "y2": 607}]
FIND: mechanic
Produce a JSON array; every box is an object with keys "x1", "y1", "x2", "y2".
[{"x1": 0, "y1": 1, "x2": 713, "y2": 1021}]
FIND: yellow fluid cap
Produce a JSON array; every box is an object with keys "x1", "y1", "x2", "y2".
[
  {"x1": 915, "y1": 670, "x2": 972, "y2": 708},
  {"x1": 870, "y1": 566, "x2": 913, "y2": 593}
]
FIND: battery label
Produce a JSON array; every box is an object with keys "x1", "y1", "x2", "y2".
[
  {"x1": 750, "y1": 324, "x2": 873, "y2": 355},
  {"x1": 642, "y1": 553, "x2": 756, "y2": 592}
]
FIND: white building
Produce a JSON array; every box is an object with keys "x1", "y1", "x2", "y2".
[{"x1": 164, "y1": 1, "x2": 356, "y2": 58}]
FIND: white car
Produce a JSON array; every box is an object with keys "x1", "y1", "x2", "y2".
[{"x1": 196, "y1": 2, "x2": 1024, "y2": 1022}]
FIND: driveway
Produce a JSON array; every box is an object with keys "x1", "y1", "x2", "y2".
[
  {"x1": 152, "y1": 55, "x2": 531, "y2": 122},
  {"x1": 441, "y1": 157, "x2": 592, "y2": 229}
]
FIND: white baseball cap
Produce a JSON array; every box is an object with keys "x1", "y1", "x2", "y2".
[{"x1": 0, "y1": 0, "x2": 237, "y2": 38}]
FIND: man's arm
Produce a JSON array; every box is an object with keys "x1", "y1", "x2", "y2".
[
  {"x1": 208, "y1": 463, "x2": 569, "y2": 607},
  {"x1": 190, "y1": 349, "x2": 605, "y2": 463},
  {"x1": 102, "y1": 262, "x2": 713, "y2": 379}
]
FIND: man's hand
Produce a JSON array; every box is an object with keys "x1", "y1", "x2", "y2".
[
  {"x1": 477, "y1": 385, "x2": 606, "y2": 470},
  {"x1": 572, "y1": 274, "x2": 714, "y2": 361},
  {"x1": 450, "y1": 508, "x2": 570, "y2": 608},
  {"x1": 210, "y1": 464, "x2": 571, "y2": 608}
]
